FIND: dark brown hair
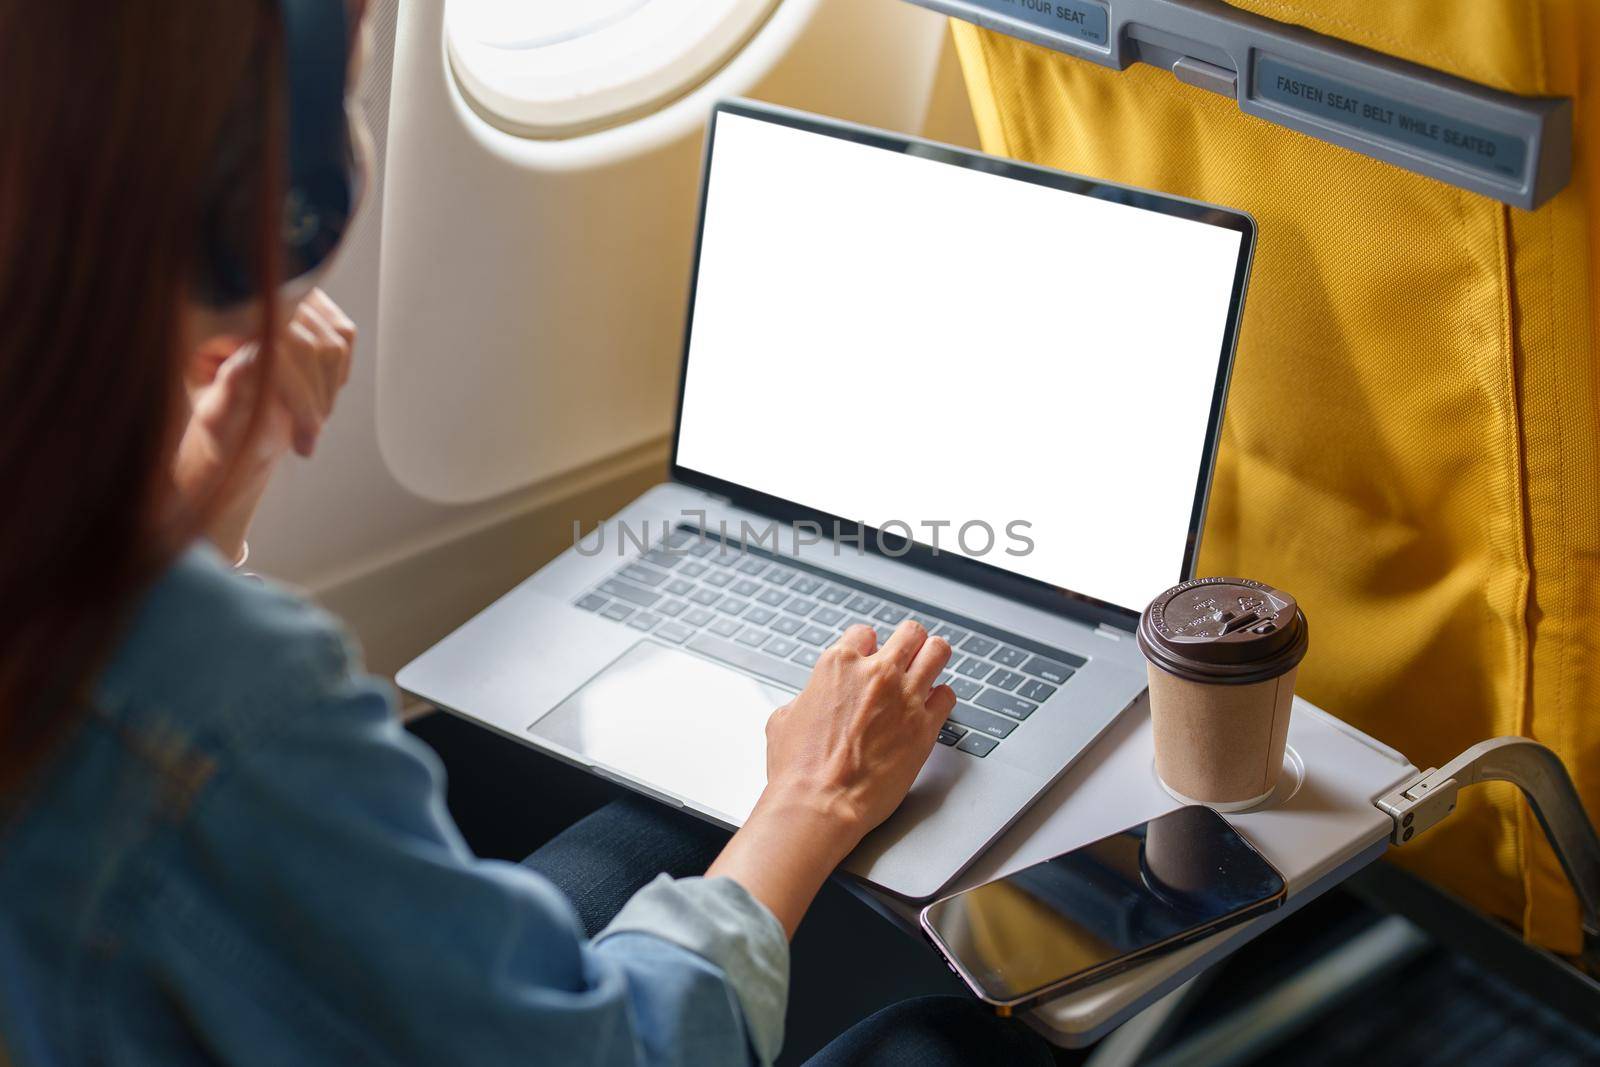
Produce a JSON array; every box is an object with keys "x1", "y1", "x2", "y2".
[{"x1": 0, "y1": 0, "x2": 285, "y2": 795}]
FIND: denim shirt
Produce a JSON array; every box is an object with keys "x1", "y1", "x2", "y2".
[{"x1": 0, "y1": 547, "x2": 788, "y2": 1066}]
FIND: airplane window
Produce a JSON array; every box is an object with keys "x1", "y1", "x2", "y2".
[{"x1": 445, "y1": 0, "x2": 783, "y2": 138}]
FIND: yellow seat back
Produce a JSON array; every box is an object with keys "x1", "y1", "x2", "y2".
[{"x1": 952, "y1": 0, "x2": 1599, "y2": 952}]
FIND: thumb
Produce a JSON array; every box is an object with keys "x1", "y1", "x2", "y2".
[{"x1": 192, "y1": 342, "x2": 264, "y2": 444}]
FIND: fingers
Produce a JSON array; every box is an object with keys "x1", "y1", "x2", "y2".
[
  {"x1": 926, "y1": 684, "x2": 957, "y2": 720},
  {"x1": 832, "y1": 624, "x2": 877, "y2": 657},
  {"x1": 286, "y1": 318, "x2": 330, "y2": 413},
  {"x1": 300, "y1": 288, "x2": 357, "y2": 390},
  {"x1": 272, "y1": 340, "x2": 326, "y2": 456},
  {"x1": 306, "y1": 287, "x2": 356, "y2": 343},
  {"x1": 272, "y1": 291, "x2": 356, "y2": 456},
  {"x1": 879, "y1": 619, "x2": 930, "y2": 670},
  {"x1": 905, "y1": 633, "x2": 953, "y2": 693},
  {"x1": 291, "y1": 299, "x2": 346, "y2": 410}
]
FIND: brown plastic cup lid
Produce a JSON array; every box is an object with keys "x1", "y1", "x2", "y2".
[{"x1": 1137, "y1": 577, "x2": 1308, "y2": 685}]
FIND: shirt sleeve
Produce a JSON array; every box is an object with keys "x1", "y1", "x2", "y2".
[
  {"x1": 153, "y1": 631, "x2": 787, "y2": 1067},
  {"x1": 597, "y1": 876, "x2": 788, "y2": 1063}
]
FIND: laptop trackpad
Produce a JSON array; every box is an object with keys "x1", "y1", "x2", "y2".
[{"x1": 529, "y1": 640, "x2": 786, "y2": 826}]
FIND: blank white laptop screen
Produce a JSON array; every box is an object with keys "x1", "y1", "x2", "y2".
[{"x1": 675, "y1": 111, "x2": 1246, "y2": 615}]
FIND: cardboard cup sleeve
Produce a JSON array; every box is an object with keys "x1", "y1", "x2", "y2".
[{"x1": 1148, "y1": 664, "x2": 1298, "y2": 807}]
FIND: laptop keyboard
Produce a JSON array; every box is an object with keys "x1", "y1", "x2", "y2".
[{"x1": 574, "y1": 527, "x2": 1087, "y2": 758}]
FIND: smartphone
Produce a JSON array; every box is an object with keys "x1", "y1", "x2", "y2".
[{"x1": 920, "y1": 805, "x2": 1287, "y2": 1015}]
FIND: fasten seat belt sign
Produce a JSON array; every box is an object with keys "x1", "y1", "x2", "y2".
[{"x1": 905, "y1": 0, "x2": 1571, "y2": 210}]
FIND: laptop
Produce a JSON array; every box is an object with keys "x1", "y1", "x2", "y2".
[{"x1": 397, "y1": 100, "x2": 1255, "y2": 901}]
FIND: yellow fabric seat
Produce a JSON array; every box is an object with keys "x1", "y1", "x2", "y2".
[{"x1": 950, "y1": 0, "x2": 1599, "y2": 953}]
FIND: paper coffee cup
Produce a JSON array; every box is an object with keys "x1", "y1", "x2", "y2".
[{"x1": 1137, "y1": 578, "x2": 1308, "y2": 810}]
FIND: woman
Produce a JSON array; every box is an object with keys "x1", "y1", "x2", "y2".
[{"x1": 0, "y1": 2, "x2": 1058, "y2": 1064}]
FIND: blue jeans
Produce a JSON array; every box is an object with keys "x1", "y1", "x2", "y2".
[{"x1": 525, "y1": 795, "x2": 1057, "y2": 1066}]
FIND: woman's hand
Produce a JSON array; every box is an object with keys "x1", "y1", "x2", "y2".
[
  {"x1": 707, "y1": 620, "x2": 955, "y2": 936},
  {"x1": 763, "y1": 622, "x2": 956, "y2": 835},
  {"x1": 174, "y1": 289, "x2": 355, "y2": 561}
]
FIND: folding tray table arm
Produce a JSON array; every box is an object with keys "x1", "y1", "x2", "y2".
[{"x1": 1377, "y1": 737, "x2": 1600, "y2": 969}]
